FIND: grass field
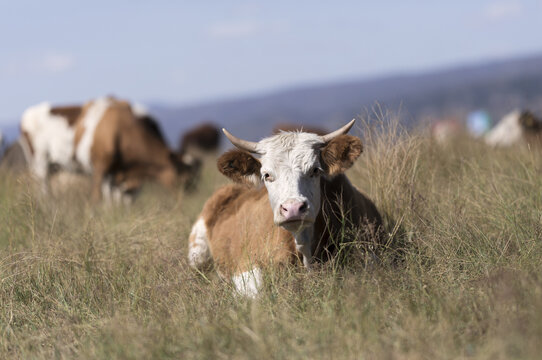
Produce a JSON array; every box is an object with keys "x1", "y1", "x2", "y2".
[{"x1": 1, "y1": 114, "x2": 542, "y2": 359}]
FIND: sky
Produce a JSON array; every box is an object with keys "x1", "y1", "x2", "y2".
[{"x1": 0, "y1": 0, "x2": 541, "y2": 125}]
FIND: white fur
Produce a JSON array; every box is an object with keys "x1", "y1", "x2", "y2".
[
  {"x1": 75, "y1": 98, "x2": 112, "y2": 172},
  {"x1": 232, "y1": 268, "x2": 262, "y2": 298},
  {"x1": 485, "y1": 110, "x2": 523, "y2": 147},
  {"x1": 101, "y1": 176, "x2": 135, "y2": 206},
  {"x1": 188, "y1": 218, "x2": 212, "y2": 269},
  {"x1": 20, "y1": 102, "x2": 77, "y2": 179},
  {"x1": 256, "y1": 132, "x2": 324, "y2": 230}
]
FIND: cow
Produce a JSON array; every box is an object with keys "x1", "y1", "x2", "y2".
[
  {"x1": 20, "y1": 97, "x2": 199, "y2": 202},
  {"x1": 187, "y1": 119, "x2": 382, "y2": 297},
  {"x1": 178, "y1": 122, "x2": 221, "y2": 157},
  {"x1": 73, "y1": 97, "x2": 199, "y2": 202},
  {"x1": 272, "y1": 123, "x2": 328, "y2": 136},
  {"x1": 485, "y1": 110, "x2": 542, "y2": 147}
]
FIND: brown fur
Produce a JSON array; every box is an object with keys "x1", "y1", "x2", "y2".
[
  {"x1": 217, "y1": 150, "x2": 261, "y2": 185},
  {"x1": 320, "y1": 135, "x2": 363, "y2": 176},
  {"x1": 74, "y1": 99, "x2": 192, "y2": 201},
  {"x1": 519, "y1": 111, "x2": 542, "y2": 146},
  {"x1": 196, "y1": 184, "x2": 298, "y2": 275},
  {"x1": 50, "y1": 106, "x2": 82, "y2": 126},
  {"x1": 179, "y1": 122, "x2": 221, "y2": 154}
]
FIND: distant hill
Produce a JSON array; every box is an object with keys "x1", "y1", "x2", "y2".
[{"x1": 150, "y1": 53, "x2": 542, "y2": 147}]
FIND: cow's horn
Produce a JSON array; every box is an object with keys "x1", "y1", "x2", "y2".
[
  {"x1": 222, "y1": 128, "x2": 261, "y2": 154},
  {"x1": 320, "y1": 119, "x2": 356, "y2": 143}
]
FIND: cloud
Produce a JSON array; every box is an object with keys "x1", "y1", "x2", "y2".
[
  {"x1": 208, "y1": 21, "x2": 260, "y2": 39},
  {"x1": 1, "y1": 52, "x2": 75, "y2": 76},
  {"x1": 39, "y1": 53, "x2": 75, "y2": 73},
  {"x1": 483, "y1": 0, "x2": 523, "y2": 21}
]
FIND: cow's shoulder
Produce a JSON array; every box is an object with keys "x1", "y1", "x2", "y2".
[{"x1": 201, "y1": 184, "x2": 266, "y2": 229}]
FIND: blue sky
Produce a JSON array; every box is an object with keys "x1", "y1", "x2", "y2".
[{"x1": 0, "y1": 0, "x2": 541, "y2": 125}]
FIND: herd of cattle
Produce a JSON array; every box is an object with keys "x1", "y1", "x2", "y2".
[{"x1": 0, "y1": 99, "x2": 540, "y2": 297}]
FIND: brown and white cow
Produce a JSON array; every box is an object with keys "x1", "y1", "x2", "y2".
[
  {"x1": 485, "y1": 110, "x2": 542, "y2": 147},
  {"x1": 20, "y1": 97, "x2": 198, "y2": 202},
  {"x1": 188, "y1": 120, "x2": 382, "y2": 297},
  {"x1": 73, "y1": 98, "x2": 199, "y2": 202}
]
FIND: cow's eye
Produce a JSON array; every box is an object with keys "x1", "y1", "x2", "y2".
[
  {"x1": 263, "y1": 172, "x2": 274, "y2": 182},
  {"x1": 310, "y1": 167, "x2": 322, "y2": 177}
]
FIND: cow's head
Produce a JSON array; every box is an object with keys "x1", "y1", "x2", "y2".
[{"x1": 217, "y1": 120, "x2": 362, "y2": 233}]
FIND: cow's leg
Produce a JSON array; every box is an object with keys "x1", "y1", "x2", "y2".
[
  {"x1": 188, "y1": 218, "x2": 212, "y2": 270},
  {"x1": 91, "y1": 163, "x2": 110, "y2": 202},
  {"x1": 232, "y1": 268, "x2": 262, "y2": 298}
]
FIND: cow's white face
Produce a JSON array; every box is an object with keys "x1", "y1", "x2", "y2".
[
  {"x1": 256, "y1": 133, "x2": 324, "y2": 232},
  {"x1": 217, "y1": 121, "x2": 363, "y2": 234}
]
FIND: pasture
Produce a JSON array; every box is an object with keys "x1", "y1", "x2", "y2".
[{"x1": 1, "y1": 115, "x2": 542, "y2": 359}]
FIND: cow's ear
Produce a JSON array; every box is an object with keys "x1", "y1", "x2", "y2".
[
  {"x1": 217, "y1": 150, "x2": 262, "y2": 186},
  {"x1": 320, "y1": 135, "x2": 363, "y2": 176}
]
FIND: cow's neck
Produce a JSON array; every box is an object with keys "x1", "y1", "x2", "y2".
[
  {"x1": 293, "y1": 226, "x2": 314, "y2": 268},
  {"x1": 292, "y1": 174, "x2": 350, "y2": 269}
]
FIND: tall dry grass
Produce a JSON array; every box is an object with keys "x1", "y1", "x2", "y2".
[{"x1": 1, "y1": 112, "x2": 542, "y2": 359}]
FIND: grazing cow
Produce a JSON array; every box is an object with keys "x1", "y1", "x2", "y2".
[
  {"x1": 273, "y1": 123, "x2": 328, "y2": 136},
  {"x1": 485, "y1": 110, "x2": 542, "y2": 147},
  {"x1": 178, "y1": 122, "x2": 221, "y2": 157},
  {"x1": 73, "y1": 98, "x2": 199, "y2": 202},
  {"x1": 20, "y1": 98, "x2": 198, "y2": 201},
  {"x1": 188, "y1": 120, "x2": 382, "y2": 297}
]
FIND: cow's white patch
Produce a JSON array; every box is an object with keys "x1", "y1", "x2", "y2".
[
  {"x1": 232, "y1": 268, "x2": 262, "y2": 298},
  {"x1": 188, "y1": 218, "x2": 212, "y2": 269},
  {"x1": 485, "y1": 110, "x2": 522, "y2": 147},
  {"x1": 75, "y1": 98, "x2": 112, "y2": 172},
  {"x1": 21, "y1": 102, "x2": 77, "y2": 179},
  {"x1": 256, "y1": 132, "x2": 324, "y2": 228},
  {"x1": 100, "y1": 177, "x2": 134, "y2": 206}
]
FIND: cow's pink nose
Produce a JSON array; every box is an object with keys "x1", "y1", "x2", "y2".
[{"x1": 280, "y1": 200, "x2": 308, "y2": 220}]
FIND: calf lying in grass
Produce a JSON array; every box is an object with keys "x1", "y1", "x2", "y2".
[{"x1": 188, "y1": 120, "x2": 382, "y2": 297}]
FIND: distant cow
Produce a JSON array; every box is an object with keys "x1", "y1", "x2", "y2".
[
  {"x1": 20, "y1": 98, "x2": 198, "y2": 202},
  {"x1": 179, "y1": 122, "x2": 221, "y2": 156},
  {"x1": 485, "y1": 110, "x2": 542, "y2": 147},
  {"x1": 73, "y1": 98, "x2": 199, "y2": 202},
  {"x1": 188, "y1": 120, "x2": 382, "y2": 297},
  {"x1": 273, "y1": 123, "x2": 328, "y2": 136}
]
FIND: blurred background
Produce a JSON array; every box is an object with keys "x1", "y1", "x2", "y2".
[{"x1": 1, "y1": 0, "x2": 541, "y2": 144}]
